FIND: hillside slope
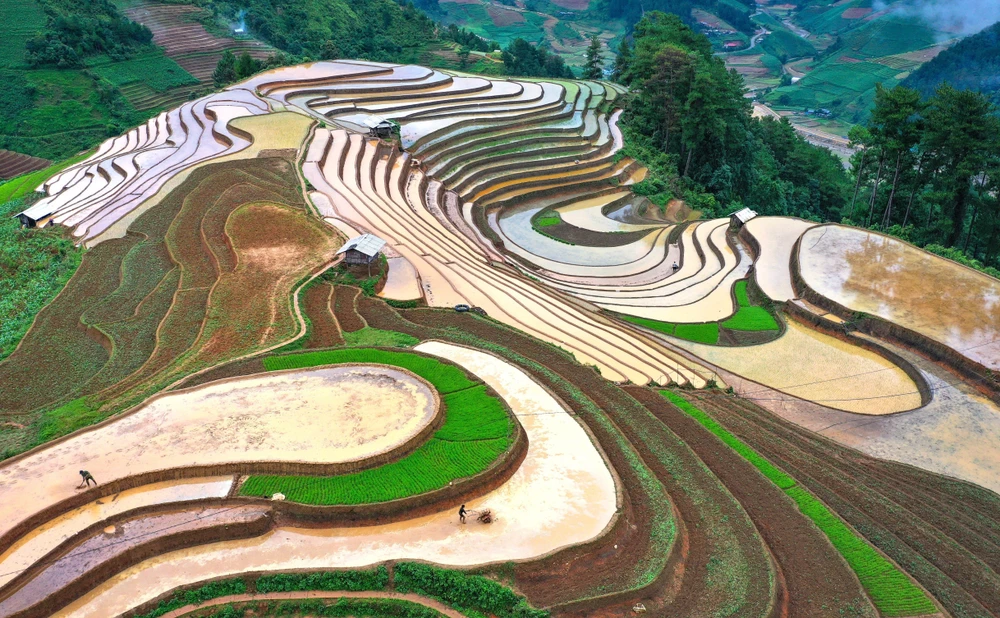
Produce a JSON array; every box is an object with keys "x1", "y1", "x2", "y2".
[{"x1": 903, "y1": 20, "x2": 1000, "y2": 104}]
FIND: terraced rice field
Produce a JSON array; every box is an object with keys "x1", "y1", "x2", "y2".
[
  {"x1": 0, "y1": 365, "x2": 437, "y2": 541},
  {"x1": 0, "y1": 149, "x2": 50, "y2": 181},
  {"x1": 5, "y1": 59, "x2": 1000, "y2": 618},
  {"x1": 799, "y1": 224, "x2": 1000, "y2": 370},
  {"x1": 121, "y1": 2, "x2": 274, "y2": 110},
  {"x1": 43, "y1": 343, "x2": 617, "y2": 618}
]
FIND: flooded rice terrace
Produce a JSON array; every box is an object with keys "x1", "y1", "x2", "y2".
[{"x1": 799, "y1": 225, "x2": 1000, "y2": 369}]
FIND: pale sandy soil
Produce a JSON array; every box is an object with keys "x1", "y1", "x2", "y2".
[
  {"x1": 744, "y1": 216, "x2": 816, "y2": 301},
  {"x1": 90, "y1": 112, "x2": 314, "y2": 246},
  {"x1": 799, "y1": 225, "x2": 1000, "y2": 370},
  {"x1": 673, "y1": 321, "x2": 923, "y2": 414},
  {"x1": 0, "y1": 366, "x2": 436, "y2": 542},
  {"x1": 0, "y1": 478, "x2": 232, "y2": 590},
  {"x1": 686, "y1": 333, "x2": 1000, "y2": 495},
  {"x1": 53, "y1": 343, "x2": 618, "y2": 618},
  {"x1": 379, "y1": 256, "x2": 422, "y2": 301}
]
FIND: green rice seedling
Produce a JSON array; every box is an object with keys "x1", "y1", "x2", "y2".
[
  {"x1": 244, "y1": 350, "x2": 514, "y2": 504},
  {"x1": 721, "y1": 306, "x2": 779, "y2": 332},
  {"x1": 255, "y1": 567, "x2": 389, "y2": 593},
  {"x1": 673, "y1": 322, "x2": 719, "y2": 344}
]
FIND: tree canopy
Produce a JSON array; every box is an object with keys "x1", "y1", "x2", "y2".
[{"x1": 615, "y1": 11, "x2": 850, "y2": 220}]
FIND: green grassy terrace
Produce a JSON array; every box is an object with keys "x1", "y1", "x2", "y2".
[{"x1": 240, "y1": 349, "x2": 515, "y2": 505}]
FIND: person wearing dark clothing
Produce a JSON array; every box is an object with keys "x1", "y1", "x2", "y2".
[
  {"x1": 459, "y1": 504, "x2": 468, "y2": 524},
  {"x1": 79, "y1": 470, "x2": 97, "y2": 487}
]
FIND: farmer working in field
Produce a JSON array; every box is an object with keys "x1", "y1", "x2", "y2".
[
  {"x1": 459, "y1": 504, "x2": 468, "y2": 524},
  {"x1": 78, "y1": 470, "x2": 97, "y2": 488}
]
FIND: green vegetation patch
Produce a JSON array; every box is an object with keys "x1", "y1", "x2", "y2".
[
  {"x1": 395, "y1": 562, "x2": 548, "y2": 618},
  {"x1": 0, "y1": 0, "x2": 47, "y2": 69},
  {"x1": 0, "y1": 149, "x2": 92, "y2": 204},
  {"x1": 36, "y1": 397, "x2": 101, "y2": 444},
  {"x1": 533, "y1": 211, "x2": 562, "y2": 228},
  {"x1": 256, "y1": 567, "x2": 389, "y2": 593},
  {"x1": 662, "y1": 390, "x2": 938, "y2": 617},
  {"x1": 721, "y1": 281, "x2": 779, "y2": 331},
  {"x1": 620, "y1": 315, "x2": 720, "y2": 344},
  {"x1": 722, "y1": 306, "x2": 779, "y2": 331},
  {"x1": 0, "y1": 189, "x2": 87, "y2": 363},
  {"x1": 243, "y1": 349, "x2": 514, "y2": 504},
  {"x1": 91, "y1": 53, "x2": 198, "y2": 92},
  {"x1": 342, "y1": 327, "x2": 420, "y2": 348}
]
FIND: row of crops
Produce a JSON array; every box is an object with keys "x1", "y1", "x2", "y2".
[
  {"x1": 133, "y1": 564, "x2": 546, "y2": 618},
  {"x1": 241, "y1": 349, "x2": 515, "y2": 504},
  {"x1": 660, "y1": 390, "x2": 938, "y2": 617}
]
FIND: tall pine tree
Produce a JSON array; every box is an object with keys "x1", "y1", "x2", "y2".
[{"x1": 583, "y1": 36, "x2": 604, "y2": 80}]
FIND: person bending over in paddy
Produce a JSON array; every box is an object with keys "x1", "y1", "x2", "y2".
[
  {"x1": 459, "y1": 504, "x2": 468, "y2": 524},
  {"x1": 78, "y1": 470, "x2": 97, "y2": 488}
]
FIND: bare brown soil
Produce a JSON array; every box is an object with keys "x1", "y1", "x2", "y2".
[
  {"x1": 626, "y1": 387, "x2": 876, "y2": 618},
  {"x1": 684, "y1": 390, "x2": 1000, "y2": 618},
  {"x1": 487, "y1": 5, "x2": 526, "y2": 26},
  {"x1": 0, "y1": 150, "x2": 50, "y2": 180},
  {"x1": 333, "y1": 286, "x2": 366, "y2": 333},
  {"x1": 841, "y1": 7, "x2": 872, "y2": 18},
  {"x1": 303, "y1": 282, "x2": 345, "y2": 348}
]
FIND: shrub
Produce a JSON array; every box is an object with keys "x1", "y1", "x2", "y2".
[
  {"x1": 133, "y1": 579, "x2": 246, "y2": 618},
  {"x1": 395, "y1": 563, "x2": 549, "y2": 618},
  {"x1": 255, "y1": 567, "x2": 389, "y2": 593}
]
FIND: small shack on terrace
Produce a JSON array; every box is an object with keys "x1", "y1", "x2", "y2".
[
  {"x1": 363, "y1": 115, "x2": 395, "y2": 138},
  {"x1": 15, "y1": 200, "x2": 57, "y2": 229},
  {"x1": 338, "y1": 233, "x2": 386, "y2": 265},
  {"x1": 729, "y1": 207, "x2": 758, "y2": 229}
]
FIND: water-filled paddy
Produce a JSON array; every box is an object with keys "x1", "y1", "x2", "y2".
[
  {"x1": 52, "y1": 343, "x2": 618, "y2": 618},
  {"x1": 799, "y1": 225, "x2": 1000, "y2": 369},
  {"x1": 673, "y1": 321, "x2": 923, "y2": 414},
  {"x1": 0, "y1": 366, "x2": 437, "y2": 541},
  {"x1": 744, "y1": 217, "x2": 815, "y2": 301}
]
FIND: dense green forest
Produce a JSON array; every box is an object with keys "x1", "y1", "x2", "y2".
[
  {"x1": 25, "y1": 0, "x2": 153, "y2": 68},
  {"x1": 613, "y1": 12, "x2": 849, "y2": 220},
  {"x1": 903, "y1": 21, "x2": 1000, "y2": 106},
  {"x1": 847, "y1": 83, "x2": 1000, "y2": 275},
  {"x1": 202, "y1": 0, "x2": 570, "y2": 79}
]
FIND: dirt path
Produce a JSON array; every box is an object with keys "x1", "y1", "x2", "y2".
[{"x1": 157, "y1": 590, "x2": 465, "y2": 618}]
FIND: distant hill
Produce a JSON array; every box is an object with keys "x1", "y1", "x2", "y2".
[{"x1": 902, "y1": 21, "x2": 1000, "y2": 104}]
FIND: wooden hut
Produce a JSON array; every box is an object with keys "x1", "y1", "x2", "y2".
[
  {"x1": 337, "y1": 233, "x2": 386, "y2": 265},
  {"x1": 363, "y1": 115, "x2": 395, "y2": 138},
  {"x1": 729, "y1": 207, "x2": 758, "y2": 230}
]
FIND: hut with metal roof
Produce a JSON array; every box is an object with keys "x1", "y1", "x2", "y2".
[
  {"x1": 729, "y1": 207, "x2": 758, "y2": 229},
  {"x1": 337, "y1": 233, "x2": 386, "y2": 265},
  {"x1": 363, "y1": 115, "x2": 395, "y2": 138}
]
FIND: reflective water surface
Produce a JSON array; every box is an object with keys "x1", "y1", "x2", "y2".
[{"x1": 799, "y1": 225, "x2": 1000, "y2": 369}]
